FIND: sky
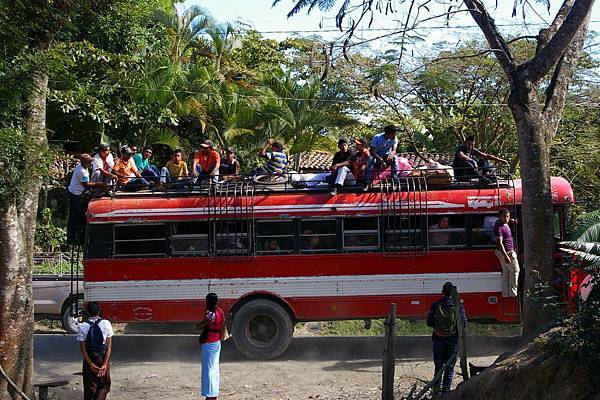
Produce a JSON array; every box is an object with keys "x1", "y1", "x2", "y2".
[{"x1": 185, "y1": 0, "x2": 600, "y2": 49}]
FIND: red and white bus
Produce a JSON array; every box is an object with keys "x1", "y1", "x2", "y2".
[{"x1": 82, "y1": 176, "x2": 574, "y2": 359}]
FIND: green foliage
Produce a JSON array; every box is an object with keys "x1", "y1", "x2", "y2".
[
  {"x1": 0, "y1": 128, "x2": 30, "y2": 204},
  {"x1": 34, "y1": 208, "x2": 67, "y2": 252},
  {"x1": 560, "y1": 209, "x2": 600, "y2": 272},
  {"x1": 552, "y1": 289, "x2": 600, "y2": 384}
]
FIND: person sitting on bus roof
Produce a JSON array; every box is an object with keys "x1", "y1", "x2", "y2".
[
  {"x1": 219, "y1": 147, "x2": 241, "y2": 177},
  {"x1": 429, "y1": 216, "x2": 451, "y2": 247},
  {"x1": 327, "y1": 138, "x2": 354, "y2": 196},
  {"x1": 193, "y1": 140, "x2": 220, "y2": 186},
  {"x1": 91, "y1": 143, "x2": 116, "y2": 186},
  {"x1": 129, "y1": 144, "x2": 138, "y2": 155},
  {"x1": 160, "y1": 149, "x2": 193, "y2": 189},
  {"x1": 349, "y1": 138, "x2": 370, "y2": 183},
  {"x1": 133, "y1": 145, "x2": 160, "y2": 183},
  {"x1": 112, "y1": 146, "x2": 149, "y2": 190},
  {"x1": 251, "y1": 139, "x2": 288, "y2": 175},
  {"x1": 67, "y1": 154, "x2": 108, "y2": 244},
  {"x1": 364, "y1": 125, "x2": 400, "y2": 190},
  {"x1": 453, "y1": 135, "x2": 507, "y2": 184}
]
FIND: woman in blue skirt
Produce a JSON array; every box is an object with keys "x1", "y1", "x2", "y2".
[{"x1": 197, "y1": 293, "x2": 225, "y2": 400}]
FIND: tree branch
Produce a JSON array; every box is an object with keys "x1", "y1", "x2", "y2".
[
  {"x1": 527, "y1": 0, "x2": 595, "y2": 82},
  {"x1": 463, "y1": 0, "x2": 516, "y2": 77},
  {"x1": 542, "y1": 9, "x2": 592, "y2": 144},
  {"x1": 537, "y1": 0, "x2": 574, "y2": 53}
]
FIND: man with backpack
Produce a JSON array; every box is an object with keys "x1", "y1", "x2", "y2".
[
  {"x1": 77, "y1": 302, "x2": 114, "y2": 400},
  {"x1": 426, "y1": 282, "x2": 467, "y2": 396}
]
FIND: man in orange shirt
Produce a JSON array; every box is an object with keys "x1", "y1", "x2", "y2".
[
  {"x1": 193, "y1": 140, "x2": 220, "y2": 186},
  {"x1": 112, "y1": 146, "x2": 149, "y2": 190}
]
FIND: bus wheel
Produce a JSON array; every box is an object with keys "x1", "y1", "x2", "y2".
[
  {"x1": 232, "y1": 300, "x2": 293, "y2": 360},
  {"x1": 61, "y1": 299, "x2": 82, "y2": 335}
]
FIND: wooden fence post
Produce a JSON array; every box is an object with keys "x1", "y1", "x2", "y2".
[
  {"x1": 451, "y1": 287, "x2": 469, "y2": 381},
  {"x1": 382, "y1": 303, "x2": 397, "y2": 400}
]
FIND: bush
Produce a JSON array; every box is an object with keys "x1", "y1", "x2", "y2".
[{"x1": 35, "y1": 208, "x2": 67, "y2": 251}]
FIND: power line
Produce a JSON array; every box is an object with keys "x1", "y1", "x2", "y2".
[
  {"x1": 246, "y1": 20, "x2": 600, "y2": 35},
  {"x1": 48, "y1": 80, "x2": 600, "y2": 108}
]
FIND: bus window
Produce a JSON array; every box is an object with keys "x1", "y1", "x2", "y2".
[
  {"x1": 384, "y1": 215, "x2": 427, "y2": 251},
  {"x1": 343, "y1": 218, "x2": 379, "y2": 251},
  {"x1": 256, "y1": 220, "x2": 295, "y2": 254},
  {"x1": 428, "y1": 215, "x2": 467, "y2": 250},
  {"x1": 300, "y1": 220, "x2": 337, "y2": 252},
  {"x1": 114, "y1": 224, "x2": 167, "y2": 257},
  {"x1": 171, "y1": 222, "x2": 209, "y2": 256},
  {"x1": 85, "y1": 224, "x2": 113, "y2": 259},
  {"x1": 471, "y1": 214, "x2": 497, "y2": 248},
  {"x1": 214, "y1": 220, "x2": 251, "y2": 255}
]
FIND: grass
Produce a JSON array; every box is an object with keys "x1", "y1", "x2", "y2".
[{"x1": 299, "y1": 319, "x2": 521, "y2": 337}]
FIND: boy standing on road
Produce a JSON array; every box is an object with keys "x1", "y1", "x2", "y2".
[
  {"x1": 426, "y1": 282, "x2": 467, "y2": 396},
  {"x1": 78, "y1": 302, "x2": 114, "y2": 400}
]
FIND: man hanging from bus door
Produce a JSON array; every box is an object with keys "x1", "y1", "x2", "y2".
[
  {"x1": 494, "y1": 208, "x2": 519, "y2": 297},
  {"x1": 426, "y1": 282, "x2": 467, "y2": 396}
]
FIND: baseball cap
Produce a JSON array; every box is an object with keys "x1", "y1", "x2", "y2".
[
  {"x1": 200, "y1": 140, "x2": 214, "y2": 148},
  {"x1": 354, "y1": 138, "x2": 367, "y2": 146}
]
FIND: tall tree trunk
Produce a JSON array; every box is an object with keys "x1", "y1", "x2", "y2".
[
  {"x1": 0, "y1": 58, "x2": 49, "y2": 400},
  {"x1": 508, "y1": 75, "x2": 556, "y2": 336}
]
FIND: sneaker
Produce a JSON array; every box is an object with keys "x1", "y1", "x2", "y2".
[
  {"x1": 329, "y1": 188, "x2": 338, "y2": 196},
  {"x1": 479, "y1": 176, "x2": 491, "y2": 185}
]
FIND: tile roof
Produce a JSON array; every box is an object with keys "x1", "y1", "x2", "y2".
[{"x1": 298, "y1": 150, "x2": 453, "y2": 172}]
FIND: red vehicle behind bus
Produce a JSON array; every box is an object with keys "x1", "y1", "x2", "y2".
[{"x1": 83, "y1": 176, "x2": 574, "y2": 359}]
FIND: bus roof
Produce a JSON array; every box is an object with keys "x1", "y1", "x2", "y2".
[{"x1": 86, "y1": 177, "x2": 573, "y2": 224}]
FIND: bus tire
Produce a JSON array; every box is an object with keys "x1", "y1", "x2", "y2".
[
  {"x1": 232, "y1": 300, "x2": 293, "y2": 360},
  {"x1": 61, "y1": 298, "x2": 82, "y2": 335}
]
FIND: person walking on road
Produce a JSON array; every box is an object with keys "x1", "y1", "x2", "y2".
[
  {"x1": 426, "y1": 282, "x2": 467, "y2": 396},
  {"x1": 77, "y1": 301, "x2": 114, "y2": 400},
  {"x1": 197, "y1": 293, "x2": 225, "y2": 400}
]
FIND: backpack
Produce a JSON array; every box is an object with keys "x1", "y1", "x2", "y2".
[
  {"x1": 433, "y1": 302, "x2": 457, "y2": 336},
  {"x1": 85, "y1": 318, "x2": 107, "y2": 357}
]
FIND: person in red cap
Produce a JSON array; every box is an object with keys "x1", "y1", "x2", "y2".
[{"x1": 193, "y1": 140, "x2": 220, "y2": 186}]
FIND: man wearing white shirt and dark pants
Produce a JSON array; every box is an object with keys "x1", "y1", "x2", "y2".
[
  {"x1": 78, "y1": 302, "x2": 114, "y2": 400},
  {"x1": 67, "y1": 154, "x2": 106, "y2": 244}
]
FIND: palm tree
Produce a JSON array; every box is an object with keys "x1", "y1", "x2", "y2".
[
  {"x1": 561, "y1": 209, "x2": 600, "y2": 270},
  {"x1": 152, "y1": 3, "x2": 214, "y2": 63}
]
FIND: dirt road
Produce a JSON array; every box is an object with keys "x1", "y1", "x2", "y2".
[{"x1": 35, "y1": 334, "x2": 514, "y2": 399}]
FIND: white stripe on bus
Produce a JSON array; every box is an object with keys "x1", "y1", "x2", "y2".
[{"x1": 84, "y1": 272, "x2": 501, "y2": 302}]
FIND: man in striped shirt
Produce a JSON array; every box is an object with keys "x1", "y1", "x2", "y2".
[{"x1": 252, "y1": 139, "x2": 288, "y2": 174}]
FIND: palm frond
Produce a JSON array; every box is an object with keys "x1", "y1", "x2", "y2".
[
  {"x1": 560, "y1": 241, "x2": 600, "y2": 271},
  {"x1": 573, "y1": 210, "x2": 600, "y2": 242},
  {"x1": 148, "y1": 128, "x2": 180, "y2": 150}
]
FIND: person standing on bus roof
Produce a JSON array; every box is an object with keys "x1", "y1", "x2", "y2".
[
  {"x1": 452, "y1": 136, "x2": 507, "y2": 184},
  {"x1": 112, "y1": 146, "x2": 149, "y2": 190},
  {"x1": 494, "y1": 209, "x2": 519, "y2": 297},
  {"x1": 426, "y1": 282, "x2": 467, "y2": 396},
  {"x1": 327, "y1": 138, "x2": 355, "y2": 196},
  {"x1": 364, "y1": 125, "x2": 399, "y2": 190},
  {"x1": 67, "y1": 154, "x2": 107, "y2": 244},
  {"x1": 197, "y1": 293, "x2": 225, "y2": 400},
  {"x1": 91, "y1": 143, "x2": 116, "y2": 186},
  {"x1": 193, "y1": 140, "x2": 220, "y2": 186},
  {"x1": 78, "y1": 301, "x2": 114, "y2": 400}
]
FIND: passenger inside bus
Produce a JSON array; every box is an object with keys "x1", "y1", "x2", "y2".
[
  {"x1": 429, "y1": 217, "x2": 451, "y2": 246},
  {"x1": 262, "y1": 239, "x2": 281, "y2": 252}
]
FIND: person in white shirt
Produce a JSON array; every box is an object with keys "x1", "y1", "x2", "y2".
[
  {"x1": 91, "y1": 143, "x2": 116, "y2": 185},
  {"x1": 67, "y1": 154, "x2": 106, "y2": 245},
  {"x1": 77, "y1": 302, "x2": 114, "y2": 400}
]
